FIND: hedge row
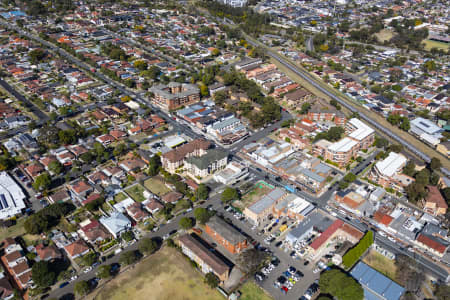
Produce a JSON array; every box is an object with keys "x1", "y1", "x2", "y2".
[{"x1": 342, "y1": 230, "x2": 374, "y2": 269}]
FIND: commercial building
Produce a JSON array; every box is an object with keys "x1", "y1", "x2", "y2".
[
  {"x1": 350, "y1": 261, "x2": 405, "y2": 300},
  {"x1": 0, "y1": 172, "x2": 26, "y2": 220},
  {"x1": 244, "y1": 188, "x2": 287, "y2": 225},
  {"x1": 150, "y1": 82, "x2": 200, "y2": 111},
  {"x1": 213, "y1": 162, "x2": 249, "y2": 185},
  {"x1": 178, "y1": 234, "x2": 230, "y2": 282},
  {"x1": 410, "y1": 117, "x2": 443, "y2": 143},
  {"x1": 205, "y1": 216, "x2": 249, "y2": 254}
]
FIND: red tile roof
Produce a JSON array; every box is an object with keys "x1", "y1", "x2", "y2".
[
  {"x1": 425, "y1": 186, "x2": 448, "y2": 209},
  {"x1": 310, "y1": 219, "x2": 344, "y2": 250},
  {"x1": 417, "y1": 234, "x2": 447, "y2": 254}
]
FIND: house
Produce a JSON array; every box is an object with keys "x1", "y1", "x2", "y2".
[
  {"x1": 48, "y1": 189, "x2": 71, "y2": 203},
  {"x1": 96, "y1": 134, "x2": 116, "y2": 146},
  {"x1": 161, "y1": 191, "x2": 183, "y2": 204},
  {"x1": 99, "y1": 212, "x2": 132, "y2": 238},
  {"x1": 0, "y1": 238, "x2": 31, "y2": 290},
  {"x1": 421, "y1": 185, "x2": 448, "y2": 216},
  {"x1": 24, "y1": 162, "x2": 44, "y2": 179},
  {"x1": 205, "y1": 216, "x2": 248, "y2": 254},
  {"x1": 178, "y1": 234, "x2": 230, "y2": 282},
  {"x1": 68, "y1": 180, "x2": 93, "y2": 200},
  {"x1": 87, "y1": 170, "x2": 110, "y2": 186},
  {"x1": 35, "y1": 244, "x2": 62, "y2": 262},
  {"x1": 64, "y1": 239, "x2": 90, "y2": 259},
  {"x1": 0, "y1": 273, "x2": 14, "y2": 300},
  {"x1": 416, "y1": 233, "x2": 449, "y2": 257},
  {"x1": 436, "y1": 141, "x2": 450, "y2": 158},
  {"x1": 126, "y1": 202, "x2": 150, "y2": 223},
  {"x1": 119, "y1": 158, "x2": 146, "y2": 173},
  {"x1": 78, "y1": 219, "x2": 111, "y2": 244}
]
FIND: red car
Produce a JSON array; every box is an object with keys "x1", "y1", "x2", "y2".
[{"x1": 281, "y1": 286, "x2": 288, "y2": 294}]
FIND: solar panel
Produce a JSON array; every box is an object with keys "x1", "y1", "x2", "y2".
[{"x1": 0, "y1": 194, "x2": 8, "y2": 208}]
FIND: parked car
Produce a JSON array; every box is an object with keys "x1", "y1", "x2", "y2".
[{"x1": 59, "y1": 282, "x2": 69, "y2": 289}]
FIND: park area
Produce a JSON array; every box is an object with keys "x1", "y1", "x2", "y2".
[
  {"x1": 144, "y1": 177, "x2": 171, "y2": 196},
  {"x1": 0, "y1": 218, "x2": 26, "y2": 242},
  {"x1": 239, "y1": 281, "x2": 273, "y2": 300},
  {"x1": 89, "y1": 246, "x2": 224, "y2": 300},
  {"x1": 362, "y1": 249, "x2": 397, "y2": 280},
  {"x1": 422, "y1": 39, "x2": 450, "y2": 51},
  {"x1": 234, "y1": 181, "x2": 274, "y2": 210}
]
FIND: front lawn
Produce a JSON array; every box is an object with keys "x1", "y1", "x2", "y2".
[
  {"x1": 88, "y1": 246, "x2": 224, "y2": 300},
  {"x1": 362, "y1": 249, "x2": 397, "y2": 280}
]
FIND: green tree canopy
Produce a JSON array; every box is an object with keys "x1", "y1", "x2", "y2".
[
  {"x1": 194, "y1": 207, "x2": 213, "y2": 224},
  {"x1": 32, "y1": 172, "x2": 52, "y2": 191},
  {"x1": 179, "y1": 217, "x2": 194, "y2": 230},
  {"x1": 97, "y1": 265, "x2": 112, "y2": 279},
  {"x1": 74, "y1": 280, "x2": 90, "y2": 296},
  {"x1": 204, "y1": 272, "x2": 220, "y2": 288},
  {"x1": 119, "y1": 251, "x2": 139, "y2": 265},
  {"x1": 319, "y1": 269, "x2": 363, "y2": 300},
  {"x1": 32, "y1": 261, "x2": 56, "y2": 288},
  {"x1": 221, "y1": 187, "x2": 239, "y2": 203},
  {"x1": 138, "y1": 238, "x2": 158, "y2": 255},
  {"x1": 195, "y1": 184, "x2": 209, "y2": 200}
]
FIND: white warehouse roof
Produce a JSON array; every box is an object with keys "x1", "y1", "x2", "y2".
[
  {"x1": 375, "y1": 152, "x2": 407, "y2": 177},
  {"x1": 328, "y1": 137, "x2": 358, "y2": 152},
  {"x1": 0, "y1": 172, "x2": 26, "y2": 219}
]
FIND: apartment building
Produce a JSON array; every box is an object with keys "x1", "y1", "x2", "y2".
[
  {"x1": 150, "y1": 82, "x2": 200, "y2": 111},
  {"x1": 369, "y1": 152, "x2": 414, "y2": 191},
  {"x1": 205, "y1": 216, "x2": 249, "y2": 254},
  {"x1": 178, "y1": 234, "x2": 230, "y2": 282},
  {"x1": 161, "y1": 139, "x2": 211, "y2": 172}
]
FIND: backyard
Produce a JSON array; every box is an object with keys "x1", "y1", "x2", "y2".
[
  {"x1": 114, "y1": 192, "x2": 128, "y2": 203},
  {"x1": 0, "y1": 218, "x2": 26, "y2": 242},
  {"x1": 144, "y1": 177, "x2": 171, "y2": 196},
  {"x1": 89, "y1": 246, "x2": 224, "y2": 300},
  {"x1": 124, "y1": 184, "x2": 147, "y2": 202},
  {"x1": 362, "y1": 249, "x2": 397, "y2": 280}
]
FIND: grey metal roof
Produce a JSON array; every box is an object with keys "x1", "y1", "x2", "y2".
[
  {"x1": 247, "y1": 188, "x2": 286, "y2": 215},
  {"x1": 206, "y1": 216, "x2": 246, "y2": 245},
  {"x1": 350, "y1": 261, "x2": 404, "y2": 300}
]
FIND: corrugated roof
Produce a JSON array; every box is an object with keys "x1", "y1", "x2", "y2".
[
  {"x1": 351, "y1": 261, "x2": 404, "y2": 300},
  {"x1": 310, "y1": 219, "x2": 343, "y2": 250}
]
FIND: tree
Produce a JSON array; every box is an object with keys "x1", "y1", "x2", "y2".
[
  {"x1": 121, "y1": 231, "x2": 134, "y2": 242},
  {"x1": 32, "y1": 261, "x2": 56, "y2": 288},
  {"x1": 375, "y1": 137, "x2": 389, "y2": 149},
  {"x1": 403, "y1": 161, "x2": 416, "y2": 177},
  {"x1": 33, "y1": 172, "x2": 52, "y2": 191},
  {"x1": 48, "y1": 161, "x2": 63, "y2": 175},
  {"x1": 97, "y1": 265, "x2": 112, "y2": 279},
  {"x1": 415, "y1": 168, "x2": 430, "y2": 185},
  {"x1": 179, "y1": 217, "x2": 194, "y2": 230},
  {"x1": 343, "y1": 173, "x2": 357, "y2": 183},
  {"x1": 339, "y1": 181, "x2": 349, "y2": 190},
  {"x1": 319, "y1": 269, "x2": 363, "y2": 300},
  {"x1": 200, "y1": 84, "x2": 209, "y2": 97},
  {"x1": 194, "y1": 207, "x2": 212, "y2": 224},
  {"x1": 29, "y1": 49, "x2": 46, "y2": 64},
  {"x1": 221, "y1": 187, "x2": 239, "y2": 203},
  {"x1": 238, "y1": 248, "x2": 269, "y2": 273},
  {"x1": 435, "y1": 283, "x2": 450, "y2": 300},
  {"x1": 342, "y1": 231, "x2": 373, "y2": 269},
  {"x1": 83, "y1": 252, "x2": 98, "y2": 266},
  {"x1": 113, "y1": 143, "x2": 128, "y2": 157},
  {"x1": 196, "y1": 184, "x2": 209, "y2": 200},
  {"x1": 300, "y1": 102, "x2": 311, "y2": 114},
  {"x1": 430, "y1": 157, "x2": 442, "y2": 170},
  {"x1": 138, "y1": 238, "x2": 158, "y2": 255},
  {"x1": 204, "y1": 272, "x2": 219, "y2": 288},
  {"x1": 148, "y1": 154, "x2": 161, "y2": 176},
  {"x1": 119, "y1": 251, "x2": 139, "y2": 265},
  {"x1": 74, "y1": 281, "x2": 90, "y2": 296}
]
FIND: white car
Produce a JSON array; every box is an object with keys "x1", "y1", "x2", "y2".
[
  {"x1": 83, "y1": 267, "x2": 92, "y2": 273},
  {"x1": 313, "y1": 268, "x2": 320, "y2": 274}
]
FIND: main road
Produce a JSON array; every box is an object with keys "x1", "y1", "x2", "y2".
[{"x1": 244, "y1": 35, "x2": 450, "y2": 177}]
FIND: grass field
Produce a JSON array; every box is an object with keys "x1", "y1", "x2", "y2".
[
  {"x1": 0, "y1": 218, "x2": 26, "y2": 242},
  {"x1": 239, "y1": 281, "x2": 273, "y2": 300},
  {"x1": 363, "y1": 249, "x2": 397, "y2": 280},
  {"x1": 374, "y1": 29, "x2": 394, "y2": 42},
  {"x1": 236, "y1": 181, "x2": 274, "y2": 209},
  {"x1": 144, "y1": 177, "x2": 171, "y2": 196},
  {"x1": 422, "y1": 39, "x2": 450, "y2": 51},
  {"x1": 114, "y1": 192, "x2": 128, "y2": 203},
  {"x1": 125, "y1": 184, "x2": 147, "y2": 202},
  {"x1": 90, "y1": 247, "x2": 224, "y2": 300}
]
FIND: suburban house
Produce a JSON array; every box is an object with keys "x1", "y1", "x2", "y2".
[
  {"x1": 78, "y1": 219, "x2": 111, "y2": 245},
  {"x1": 420, "y1": 186, "x2": 448, "y2": 216},
  {"x1": 35, "y1": 244, "x2": 62, "y2": 262},
  {"x1": 205, "y1": 216, "x2": 249, "y2": 254},
  {"x1": 178, "y1": 234, "x2": 230, "y2": 282},
  {"x1": 63, "y1": 239, "x2": 90, "y2": 259},
  {"x1": 99, "y1": 212, "x2": 132, "y2": 238}
]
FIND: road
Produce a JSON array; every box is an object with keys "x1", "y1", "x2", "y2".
[{"x1": 244, "y1": 35, "x2": 450, "y2": 177}]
